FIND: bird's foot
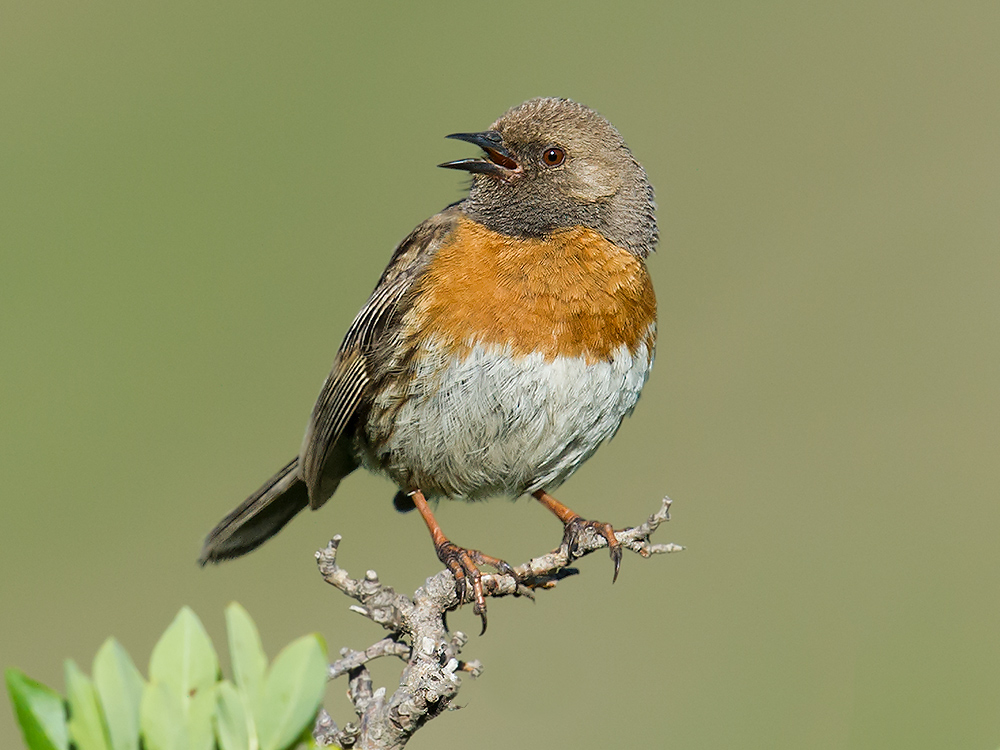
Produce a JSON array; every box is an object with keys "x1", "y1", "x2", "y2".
[
  {"x1": 561, "y1": 517, "x2": 622, "y2": 583},
  {"x1": 434, "y1": 541, "x2": 515, "y2": 635}
]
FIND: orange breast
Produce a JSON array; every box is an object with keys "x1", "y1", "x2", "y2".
[{"x1": 407, "y1": 216, "x2": 656, "y2": 363}]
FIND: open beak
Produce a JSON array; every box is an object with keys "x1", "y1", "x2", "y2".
[{"x1": 438, "y1": 131, "x2": 520, "y2": 177}]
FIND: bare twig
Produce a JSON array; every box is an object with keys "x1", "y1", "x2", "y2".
[
  {"x1": 329, "y1": 638, "x2": 411, "y2": 680},
  {"x1": 313, "y1": 496, "x2": 681, "y2": 749}
]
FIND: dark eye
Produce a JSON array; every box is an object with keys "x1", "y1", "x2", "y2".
[{"x1": 541, "y1": 146, "x2": 565, "y2": 166}]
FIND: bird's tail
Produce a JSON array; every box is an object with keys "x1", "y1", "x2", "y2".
[{"x1": 198, "y1": 457, "x2": 309, "y2": 564}]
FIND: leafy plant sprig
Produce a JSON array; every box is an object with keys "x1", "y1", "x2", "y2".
[{"x1": 6, "y1": 604, "x2": 328, "y2": 750}]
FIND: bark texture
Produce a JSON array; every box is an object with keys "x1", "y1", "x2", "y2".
[{"x1": 313, "y1": 496, "x2": 681, "y2": 749}]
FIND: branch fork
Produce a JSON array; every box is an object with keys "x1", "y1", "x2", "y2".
[{"x1": 313, "y1": 496, "x2": 681, "y2": 749}]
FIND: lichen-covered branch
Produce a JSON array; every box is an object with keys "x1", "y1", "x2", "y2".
[{"x1": 313, "y1": 496, "x2": 681, "y2": 749}]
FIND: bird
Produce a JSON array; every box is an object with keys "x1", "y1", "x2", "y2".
[{"x1": 199, "y1": 97, "x2": 658, "y2": 632}]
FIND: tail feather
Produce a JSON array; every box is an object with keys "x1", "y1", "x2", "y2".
[{"x1": 199, "y1": 457, "x2": 309, "y2": 564}]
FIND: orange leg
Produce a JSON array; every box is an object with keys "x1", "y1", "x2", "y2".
[
  {"x1": 532, "y1": 490, "x2": 622, "y2": 582},
  {"x1": 409, "y1": 489, "x2": 513, "y2": 634}
]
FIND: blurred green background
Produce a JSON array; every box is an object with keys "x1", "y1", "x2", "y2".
[{"x1": 3, "y1": 2, "x2": 999, "y2": 748}]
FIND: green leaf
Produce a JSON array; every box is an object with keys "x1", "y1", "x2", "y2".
[
  {"x1": 149, "y1": 607, "x2": 219, "y2": 698},
  {"x1": 225, "y1": 602, "x2": 267, "y2": 714},
  {"x1": 255, "y1": 635, "x2": 328, "y2": 750},
  {"x1": 5, "y1": 668, "x2": 69, "y2": 750},
  {"x1": 64, "y1": 660, "x2": 112, "y2": 750},
  {"x1": 215, "y1": 681, "x2": 253, "y2": 750},
  {"x1": 186, "y1": 684, "x2": 218, "y2": 750},
  {"x1": 139, "y1": 682, "x2": 186, "y2": 750},
  {"x1": 139, "y1": 679, "x2": 218, "y2": 750},
  {"x1": 92, "y1": 640, "x2": 144, "y2": 750},
  {"x1": 145, "y1": 608, "x2": 220, "y2": 750}
]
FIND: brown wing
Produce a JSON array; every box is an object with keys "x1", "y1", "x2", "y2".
[{"x1": 299, "y1": 205, "x2": 461, "y2": 507}]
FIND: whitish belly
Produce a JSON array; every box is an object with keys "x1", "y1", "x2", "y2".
[{"x1": 360, "y1": 335, "x2": 654, "y2": 499}]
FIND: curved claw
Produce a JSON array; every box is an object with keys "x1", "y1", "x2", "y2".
[
  {"x1": 609, "y1": 540, "x2": 623, "y2": 583},
  {"x1": 562, "y1": 517, "x2": 622, "y2": 582},
  {"x1": 435, "y1": 542, "x2": 514, "y2": 635}
]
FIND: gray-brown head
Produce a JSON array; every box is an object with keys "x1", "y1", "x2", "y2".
[{"x1": 440, "y1": 97, "x2": 658, "y2": 258}]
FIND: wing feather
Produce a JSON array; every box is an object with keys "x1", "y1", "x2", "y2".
[{"x1": 299, "y1": 206, "x2": 460, "y2": 506}]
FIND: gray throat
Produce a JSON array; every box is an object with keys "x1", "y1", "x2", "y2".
[{"x1": 463, "y1": 175, "x2": 658, "y2": 259}]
